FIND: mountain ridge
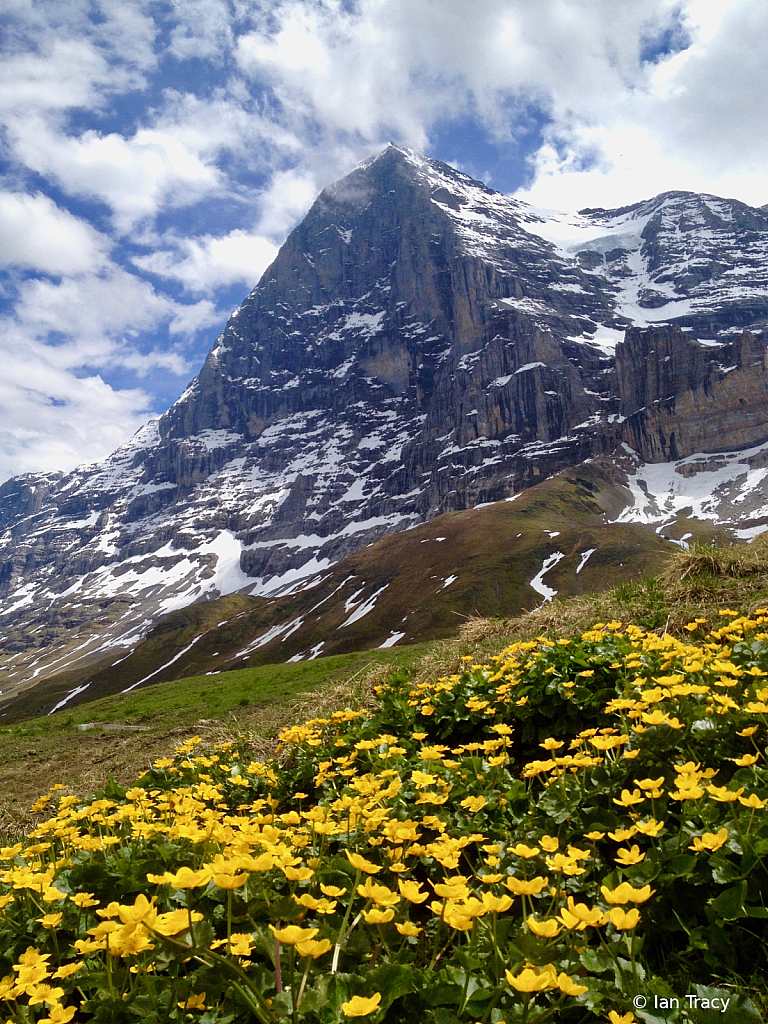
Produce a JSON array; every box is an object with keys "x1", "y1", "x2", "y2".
[{"x1": 3, "y1": 145, "x2": 768, "y2": 709}]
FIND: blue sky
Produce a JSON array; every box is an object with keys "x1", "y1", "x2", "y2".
[{"x1": 1, "y1": 0, "x2": 767, "y2": 481}]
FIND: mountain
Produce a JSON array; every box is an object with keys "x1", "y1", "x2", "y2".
[{"x1": 3, "y1": 145, "x2": 768, "y2": 711}]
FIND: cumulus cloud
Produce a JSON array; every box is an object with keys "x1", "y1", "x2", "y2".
[
  {"x1": 136, "y1": 230, "x2": 279, "y2": 294},
  {"x1": 0, "y1": 330, "x2": 152, "y2": 480},
  {"x1": 11, "y1": 118, "x2": 222, "y2": 234},
  {"x1": 0, "y1": 191, "x2": 108, "y2": 275}
]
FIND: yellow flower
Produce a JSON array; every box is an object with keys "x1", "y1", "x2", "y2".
[
  {"x1": 670, "y1": 782, "x2": 705, "y2": 799},
  {"x1": 321, "y1": 884, "x2": 348, "y2": 897},
  {"x1": 481, "y1": 892, "x2": 513, "y2": 914},
  {"x1": 739, "y1": 793, "x2": 768, "y2": 809},
  {"x1": 153, "y1": 909, "x2": 204, "y2": 936},
  {"x1": 609, "y1": 907, "x2": 641, "y2": 930},
  {"x1": 294, "y1": 894, "x2": 337, "y2": 914},
  {"x1": 615, "y1": 846, "x2": 645, "y2": 866},
  {"x1": 736, "y1": 726, "x2": 759, "y2": 737},
  {"x1": 510, "y1": 843, "x2": 540, "y2": 858},
  {"x1": 283, "y1": 866, "x2": 314, "y2": 881},
  {"x1": 504, "y1": 875, "x2": 549, "y2": 896},
  {"x1": 14, "y1": 947, "x2": 50, "y2": 972},
  {"x1": 584, "y1": 831, "x2": 606, "y2": 842},
  {"x1": 52, "y1": 964, "x2": 83, "y2": 981},
  {"x1": 732, "y1": 753, "x2": 759, "y2": 767},
  {"x1": 362, "y1": 906, "x2": 395, "y2": 924},
  {"x1": 270, "y1": 925, "x2": 319, "y2": 945},
  {"x1": 601, "y1": 882, "x2": 655, "y2": 905},
  {"x1": 37, "y1": 913, "x2": 63, "y2": 930},
  {"x1": 396, "y1": 921, "x2": 422, "y2": 937},
  {"x1": 689, "y1": 828, "x2": 728, "y2": 853},
  {"x1": 557, "y1": 973, "x2": 588, "y2": 996},
  {"x1": 505, "y1": 964, "x2": 558, "y2": 992},
  {"x1": 215, "y1": 933, "x2": 254, "y2": 957},
  {"x1": 546, "y1": 853, "x2": 586, "y2": 876},
  {"x1": 70, "y1": 892, "x2": 99, "y2": 908},
  {"x1": 42, "y1": 887, "x2": 68, "y2": 902},
  {"x1": 634, "y1": 819, "x2": 664, "y2": 837},
  {"x1": 341, "y1": 993, "x2": 382, "y2": 1017},
  {"x1": 212, "y1": 871, "x2": 249, "y2": 889},
  {"x1": 460, "y1": 796, "x2": 487, "y2": 813},
  {"x1": 540, "y1": 738, "x2": 564, "y2": 750},
  {"x1": 345, "y1": 851, "x2": 382, "y2": 874},
  {"x1": 558, "y1": 897, "x2": 608, "y2": 930},
  {"x1": 634, "y1": 776, "x2": 665, "y2": 791},
  {"x1": 27, "y1": 984, "x2": 65, "y2": 1007},
  {"x1": 433, "y1": 878, "x2": 471, "y2": 900},
  {"x1": 73, "y1": 937, "x2": 105, "y2": 954},
  {"x1": 357, "y1": 879, "x2": 399, "y2": 907},
  {"x1": 443, "y1": 906, "x2": 474, "y2": 931},
  {"x1": 608, "y1": 1012, "x2": 636, "y2": 1024},
  {"x1": 609, "y1": 827, "x2": 637, "y2": 842},
  {"x1": 110, "y1": 928, "x2": 155, "y2": 957},
  {"x1": 38, "y1": 1005, "x2": 77, "y2": 1024},
  {"x1": 641, "y1": 710, "x2": 669, "y2": 726},
  {"x1": 613, "y1": 789, "x2": 644, "y2": 807},
  {"x1": 295, "y1": 937, "x2": 332, "y2": 959},
  {"x1": 147, "y1": 866, "x2": 212, "y2": 889},
  {"x1": 527, "y1": 916, "x2": 562, "y2": 937},
  {"x1": 707, "y1": 785, "x2": 744, "y2": 803},
  {"x1": 397, "y1": 879, "x2": 428, "y2": 903},
  {"x1": 539, "y1": 835, "x2": 559, "y2": 852},
  {"x1": 116, "y1": 894, "x2": 157, "y2": 928},
  {"x1": 177, "y1": 993, "x2": 207, "y2": 1011}
]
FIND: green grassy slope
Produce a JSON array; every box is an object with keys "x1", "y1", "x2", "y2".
[
  {"x1": 0, "y1": 642, "x2": 430, "y2": 837},
  {"x1": 1, "y1": 460, "x2": 680, "y2": 719},
  {"x1": 3, "y1": 533, "x2": 768, "y2": 844}
]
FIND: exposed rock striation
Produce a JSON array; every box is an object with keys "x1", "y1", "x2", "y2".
[
  {"x1": 2, "y1": 145, "x2": 768, "y2": 693},
  {"x1": 617, "y1": 326, "x2": 768, "y2": 461}
]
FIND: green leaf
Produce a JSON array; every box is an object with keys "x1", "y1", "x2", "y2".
[
  {"x1": 666, "y1": 854, "x2": 697, "y2": 876},
  {"x1": 430, "y1": 1010, "x2": 462, "y2": 1024},
  {"x1": 453, "y1": 949, "x2": 483, "y2": 972},
  {"x1": 686, "y1": 985, "x2": 763, "y2": 1024},
  {"x1": 580, "y1": 947, "x2": 614, "y2": 975},
  {"x1": 297, "y1": 976, "x2": 328, "y2": 1016},
  {"x1": 367, "y1": 963, "x2": 414, "y2": 1008},
  {"x1": 709, "y1": 881, "x2": 747, "y2": 920},
  {"x1": 710, "y1": 856, "x2": 742, "y2": 884},
  {"x1": 539, "y1": 784, "x2": 581, "y2": 824}
]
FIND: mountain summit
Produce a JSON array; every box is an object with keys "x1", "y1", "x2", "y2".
[{"x1": 3, "y1": 146, "x2": 768, "y2": 700}]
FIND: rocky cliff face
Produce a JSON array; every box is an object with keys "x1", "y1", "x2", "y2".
[
  {"x1": 2, "y1": 145, "x2": 768, "y2": 694},
  {"x1": 617, "y1": 326, "x2": 768, "y2": 461}
]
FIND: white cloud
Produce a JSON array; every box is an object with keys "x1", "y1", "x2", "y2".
[
  {"x1": 11, "y1": 118, "x2": 221, "y2": 233},
  {"x1": 168, "y1": 0, "x2": 235, "y2": 62},
  {"x1": 0, "y1": 332, "x2": 152, "y2": 480},
  {"x1": 0, "y1": 191, "x2": 108, "y2": 275},
  {"x1": 136, "y1": 230, "x2": 279, "y2": 294},
  {"x1": 169, "y1": 298, "x2": 222, "y2": 337},
  {"x1": 14, "y1": 267, "x2": 173, "y2": 346},
  {"x1": 257, "y1": 168, "x2": 319, "y2": 238},
  {"x1": 0, "y1": 39, "x2": 116, "y2": 114},
  {"x1": 6, "y1": 266, "x2": 217, "y2": 387},
  {"x1": 514, "y1": 0, "x2": 768, "y2": 210},
  {"x1": 0, "y1": 2, "x2": 155, "y2": 118}
]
